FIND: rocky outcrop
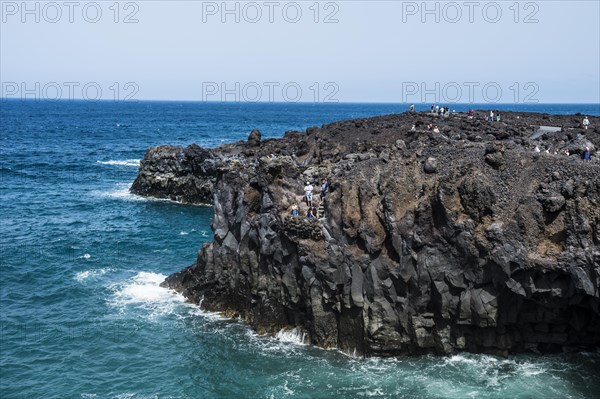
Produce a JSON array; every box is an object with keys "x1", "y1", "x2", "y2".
[
  {"x1": 136, "y1": 111, "x2": 600, "y2": 356},
  {"x1": 130, "y1": 144, "x2": 217, "y2": 204}
]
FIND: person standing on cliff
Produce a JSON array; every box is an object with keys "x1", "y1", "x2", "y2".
[
  {"x1": 583, "y1": 116, "x2": 590, "y2": 130},
  {"x1": 583, "y1": 146, "x2": 591, "y2": 161},
  {"x1": 304, "y1": 181, "x2": 314, "y2": 207},
  {"x1": 320, "y1": 177, "x2": 329, "y2": 200},
  {"x1": 410, "y1": 104, "x2": 415, "y2": 112}
]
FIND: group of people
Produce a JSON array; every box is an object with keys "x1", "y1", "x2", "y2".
[
  {"x1": 534, "y1": 144, "x2": 594, "y2": 161},
  {"x1": 291, "y1": 203, "x2": 319, "y2": 219},
  {"x1": 532, "y1": 117, "x2": 594, "y2": 160},
  {"x1": 488, "y1": 110, "x2": 501, "y2": 122},
  {"x1": 304, "y1": 178, "x2": 329, "y2": 206},
  {"x1": 426, "y1": 124, "x2": 440, "y2": 133},
  {"x1": 290, "y1": 177, "x2": 330, "y2": 219},
  {"x1": 430, "y1": 104, "x2": 450, "y2": 116}
]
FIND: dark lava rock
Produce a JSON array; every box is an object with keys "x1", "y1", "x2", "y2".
[
  {"x1": 248, "y1": 129, "x2": 261, "y2": 145},
  {"x1": 133, "y1": 111, "x2": 600, "y2": 356},
  {"x1": 538, "y1": 191, "x2": 566, "y2": 213},
  {"x1": 130, "y1": 144, "x2": 216, "y2": 204},
  {"x1": 424, "y1": 157, "x2": 438, "y2": 173},
  {"x1": 485, "y1": 152, "x2": 505, "y2": 168}
]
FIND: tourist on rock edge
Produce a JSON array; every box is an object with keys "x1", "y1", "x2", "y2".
[
  {"x1": 304, "y1": 181, "x2": 314, "y2": 207},
  {"x1": 320, "y1": 177, "x2": 329, "y2": 201},
  {"x1": 583, "y1": 116, "x2": 590, "y2": 130}
]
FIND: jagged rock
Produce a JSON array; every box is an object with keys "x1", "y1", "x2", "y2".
[
  {"x1": 132, "y1": 112, "x2": 600, "y2": 356},
  {"x1": 248, "y1": 129, "x2": 261, "y2": 145},
  {"x1": 485, "y1": 152, "x2": 505, "y2": 168},
  {"x1": 424, "y1": 157, "x2": 438, "y2": 173},
  {"x1": 130, "y1": 144, "x2": 216, "y2": 204},
  {"x1": 538, "y1": 191, "x2": 566, "y2": 213}
]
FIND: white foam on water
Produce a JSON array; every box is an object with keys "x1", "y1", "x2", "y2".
[
  {"x1": 74, "y1": 268, "x2": 113, "y2": 282},
  {"x1": 282, "y1": 380, "x2": 295, "y2": 396},
  {"x1": 184, "y1": 305, "x2": 226, "y2": 322},
  {"x1": 179, "y1": 231, "x2": 189, "y2": 236},
  {"x1": 78, "y1": 253, "x2": 91, "y2": 260},
  {"x1": 447, "y1": 354, "x2": 487, "y2": 365},
  {"x1": 359, "y1": 388, "x2": 385, "y2": 397},
  {"x1": 517, "y1": 361, "x2": 545, "y2": 377},
  {"x1": 96, "y1": 159, "x2": 140, "y2": 167},
  {"x1": 112, "y1": 394, "x2": 160, "y2": 399},
  {"x1": 108, "y1": 272, "x2": 189, "y2": 319},
  {"x1": 92, "y1": 183, "x2": 211, "y2": 206},
  {"x1": 275, "y1": 327, "x2": 309, "y2": 345},
  {"x1": 91, "y1": 184, "x2": 149, "y2": 202}
]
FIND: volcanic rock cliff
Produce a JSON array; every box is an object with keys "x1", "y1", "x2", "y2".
[{"x1": 132, "y1": 111, "x2": 600, "y2": 356}]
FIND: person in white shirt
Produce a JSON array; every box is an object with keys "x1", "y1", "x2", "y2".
[
  {"x1": 583, "y1": 117, "x2": 590, "y2": 130},
  {"x1": 304, "y1": 182, "x2": 314, "y2": 207}
]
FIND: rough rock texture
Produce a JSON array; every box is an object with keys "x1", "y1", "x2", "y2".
[
  {"x1": 130, "y1": 144, "x2": 217, "y2": 204},
  {"x1": 136, "y1": 111, "x2": 600, "y2": 356}
]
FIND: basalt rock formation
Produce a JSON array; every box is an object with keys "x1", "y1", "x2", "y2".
[
  {"x1": 130, "y1": 144, "x2": 217, "y2": 204},
  {"x1": 134, "y1": 111, "x2": 600, "y2": 356}
]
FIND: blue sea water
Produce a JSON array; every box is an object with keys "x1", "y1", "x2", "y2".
[{"x1": 1, "y1": 100, "x2": 599, "y2": 399}]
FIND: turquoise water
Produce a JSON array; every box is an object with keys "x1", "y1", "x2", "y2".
[{"x1": 1, "y1": 101, "x2": 599, "y2": 398}]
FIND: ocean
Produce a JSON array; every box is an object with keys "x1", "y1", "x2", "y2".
[{"x1": 1, "y1": 100, "x2": 599, "y2": 398}]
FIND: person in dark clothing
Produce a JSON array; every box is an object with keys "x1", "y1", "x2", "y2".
[
  {"x1": 583, "y1": 146, "x2": 591, "y2": 161},
  {"x1": 320, "y1": 177, "x2": 329, "y2": 200}
]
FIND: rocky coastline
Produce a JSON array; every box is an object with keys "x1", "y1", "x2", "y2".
[{"x1": 132, "y1": 110, "x2": 600, "y2": 356}]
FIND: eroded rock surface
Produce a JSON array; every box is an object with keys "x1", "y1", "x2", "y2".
[
  {"x1": 130, "y1": 144, "x2": 217, "y2": 204},
  {"x1": 134, "y1": 111, "x2": 600, "y2": 355}
]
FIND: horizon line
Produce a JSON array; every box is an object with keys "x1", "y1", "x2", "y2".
[{"x1": 2, "y1": 98, "x2": 599, "y2": 106}]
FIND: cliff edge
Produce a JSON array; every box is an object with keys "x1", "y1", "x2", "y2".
[{"x1": 133, "y1": 111, "x2": 600, "y2": 356}]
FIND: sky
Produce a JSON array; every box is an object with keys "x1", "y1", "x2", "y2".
[{"x1": 1, "y1": 0, "x2": 599, "y2": 103}]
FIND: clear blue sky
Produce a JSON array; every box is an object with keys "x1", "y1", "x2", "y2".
[{"x1": 1, "y1": 0, "x2": 599, "y2": 103}]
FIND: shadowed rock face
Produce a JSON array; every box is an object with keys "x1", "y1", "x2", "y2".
[
  {"x1": 130, "y1": 144, "x2": 217, "y2": 204},
  {"x1": 135, "y1": 111, "x2": 600, "y2": 356}
]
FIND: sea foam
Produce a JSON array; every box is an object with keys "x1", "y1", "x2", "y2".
[
  {"x1": 74, "y1": 267, "x2": 112, "y2": 282},
  {"x1": 96, "y1": 159, "x2": 140, "y2": 167},
  {"x1": 275, "y1": 327, "x2": 309, "y2": 345},
  {"x1": 109, "y1": 272, "x2": 187, "y2": 318}
]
